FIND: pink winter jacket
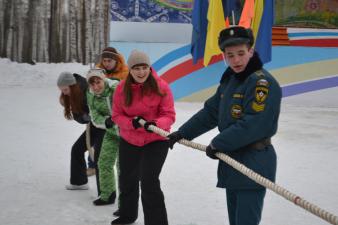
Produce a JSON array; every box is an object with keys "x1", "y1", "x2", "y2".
[{"x1": 112, "y1": 69, "x2": 175, "y2": 147}]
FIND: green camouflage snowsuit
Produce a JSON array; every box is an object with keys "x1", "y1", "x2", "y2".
[{"x1": 87, "y1": 78, "x2": 119, "y2": 201}]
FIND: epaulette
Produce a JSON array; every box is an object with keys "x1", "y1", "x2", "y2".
[{"x1": 254, "y1": 70, "x2": 265, "y2": 78}]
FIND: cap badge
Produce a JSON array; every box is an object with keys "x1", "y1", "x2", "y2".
[{"x1": 230, "y1": 29, "x2": 234, "y2": 36}]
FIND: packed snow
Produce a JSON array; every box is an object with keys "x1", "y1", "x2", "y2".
[{"x1": 0, "y1": 58, "x2": 337, "y2": 225}]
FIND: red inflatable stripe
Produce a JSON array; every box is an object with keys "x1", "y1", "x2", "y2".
[
  {"x1": 290, "y1": 39, "x2": 338, "y2": 47},
  {"x1": 161, "y1": 54, "x2": 224, "y2": 83}
]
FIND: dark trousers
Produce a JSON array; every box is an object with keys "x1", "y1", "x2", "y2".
[
  {"x1": 119, "y1": 138, "x2": 169, "y2": 225},
  {"x1": 70, "y1": 122, "x2": 105, "y2": 195},
  {"x1": 226, "y1": 189, "x2": 266, "y2": 225}
]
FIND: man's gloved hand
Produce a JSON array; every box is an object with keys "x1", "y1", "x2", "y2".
[
  {"x1": 206, "y1": 145, "x2": 219, "y2": 160},
  {"x1": 132, "y1": 116, "x2": 145, "y2": 129},
  {"x1": 105, "y1": 117, "x2": 114, "y2": 128},
  {"x1": 167, "y1": 131, "x2": 183, "y2": 149},
  {"x1": 144, "y1": 121, "x2": 156, "y2": 133}
]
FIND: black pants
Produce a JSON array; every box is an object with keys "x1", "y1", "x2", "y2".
[
  {"x1": 119, "y1": 138, "x2": 169, "y2": 225},
  {"x1": 70, "y1": 122, "x2": 105, "y2": 195}
]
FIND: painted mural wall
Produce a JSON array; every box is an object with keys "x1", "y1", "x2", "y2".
[
  {"x1": 109, "y1": 1, "x2": 338, "y2": 102},
  {"x1": 109, "y1": 0, "x2": 193, "y2": 42},
  {"x1": 110, "y1": 0, "x2": 193, "y2": 23},
  {"x1": 275, "y1": 0, "x2": 338, "y2": 28}
]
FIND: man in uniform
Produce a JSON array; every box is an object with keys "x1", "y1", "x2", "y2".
[{"x1": 168, "y1": 26, "x2": 282, "y2": 225}]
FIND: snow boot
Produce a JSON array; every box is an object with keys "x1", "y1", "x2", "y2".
[
  {"x1": 86, "y1": 168, "x2": 96, "y2": 176},
  {"x1": 65, "y1": 184, "x2": 89, "y2": 190},
  {"x1": 113, "y1": 209, "x2": 120, "y2": 217},
  {"x1": 93, "y1": 191, "x2": 116, "y2": 206},
  {"x1": 110, "y1": 216, "x2": 136, "y2": 225}
]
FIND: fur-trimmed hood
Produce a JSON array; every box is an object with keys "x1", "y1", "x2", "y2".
[{"x1": 97, "y1": 53, "x2": 129, "y2": 80}]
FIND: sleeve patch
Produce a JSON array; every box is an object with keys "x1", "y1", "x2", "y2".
[
  {"x1": 252, "y1": 86, "x2": 269, "y2": 112},
  {"x1": 255, "y1": 87, "x2": 268, "y2": 104},
  {"x1": 252, "y1": 102, "x2": 265, "y2": 112},
  {"x1": 256, "y1": 79, "x2": 269, "y2": 87},
  {"x1": 231, "y1": 104, "x2": 243, "y2": 119}
]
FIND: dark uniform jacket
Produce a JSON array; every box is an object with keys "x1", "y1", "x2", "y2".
[{"x1": 178, "y1": 53, "x2": 282, "y2": 189}]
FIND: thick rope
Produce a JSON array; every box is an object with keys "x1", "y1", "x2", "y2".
[
  {"x1": 138, "y1": 119, "x2": 338, "y2": 225},
  {"x1": 85, "y1": 123, "x2": 95, "y2": 161}
]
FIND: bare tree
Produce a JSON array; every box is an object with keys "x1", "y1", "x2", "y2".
[
  {"x1": 0, "y1": 0, "x2": 110, "y2": 64},
  {"x1": 49, "y1": 0, "x2": 61, "y2": 62},
  {"x1": 83, "y1": 0, "x2": 93, "y2": 65},
  {"x1": 76, "y1": 0, "x2": 84, "y2": 62},
  {"x1": 0, "y1": 0, "x2": 4, "y2": 52},
  {"x1": 4, "y1": 0, "x2": 15, "y2": 60}
]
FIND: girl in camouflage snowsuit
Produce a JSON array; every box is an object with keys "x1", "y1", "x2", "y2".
[{"x1": 86, "y1": 69, "x2": 120, "y2": 205}]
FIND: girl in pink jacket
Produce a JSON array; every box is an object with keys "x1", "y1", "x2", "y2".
[{"x1": 111, "y1": 50, "x2": 175, "y2": 225}]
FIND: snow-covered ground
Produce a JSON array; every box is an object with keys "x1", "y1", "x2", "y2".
[{"x1": 0, "y1": 58, "x2": 337, "y2": 225}]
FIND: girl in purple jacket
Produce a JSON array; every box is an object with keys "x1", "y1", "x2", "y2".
[{"x1": 111, "y1": 50, "x2": 175, "y2": 225}]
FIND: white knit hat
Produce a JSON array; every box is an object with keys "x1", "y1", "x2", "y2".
[
  {"x1": 127, "y1": 50, "x2": 150, "y2": 69},
  {"x1": 86, "y1": 69, "x2": 105, "y2": 81},
  {"x1": 57, "y1": 72, "x2": 76, "y2": 87}
]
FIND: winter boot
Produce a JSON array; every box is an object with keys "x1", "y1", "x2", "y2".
[
  {"x1": 110, "y1": 216, "x2": 136, "y2": 225},
  {"x1": 113, "y1": 209, "x2": 120, "y2": 217},
  {"x1": 65, "y1": 184, "x2": 89, "y2": 190},
  {"x1": 93, "y1": 191, "x2": 116, "y2": 206},
  {"x1": 86, "y1": 168, "x2": 96, "y2": 176}
]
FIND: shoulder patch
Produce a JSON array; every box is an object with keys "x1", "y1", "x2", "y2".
[
  {"x1": 256, "y1": 79, "x2": 269, "y2": 87},
  {"x1": 255, "y1": 86, "x2": 269, "y2": 104}
]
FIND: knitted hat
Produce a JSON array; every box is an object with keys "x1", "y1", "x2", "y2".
[
  {"x1": 127, "y1": 50, "x2": 150, "y2": 69},
  {"x1": 57, "y1": 72, "x2": 76, "y2": 87},
  {"x1": 101, "y1": 47, "x2": 119, "y2": 60},
  {"x1": 86, "y1": 69, "x2": 105, "y2": 81},
  {"x1": 218, "y1": 26, "x2": 254, "y2": 51}
]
